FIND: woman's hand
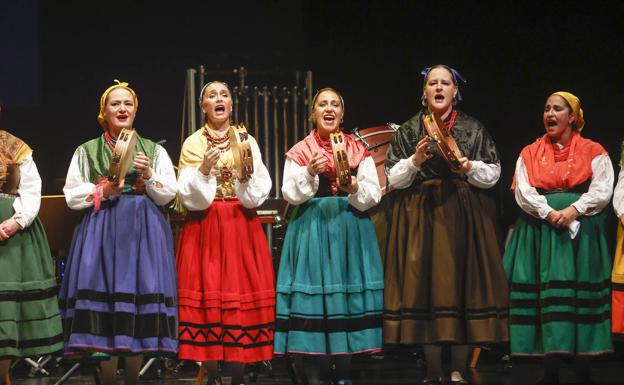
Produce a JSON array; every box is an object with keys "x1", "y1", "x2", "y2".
[
  {"x1": 412, "y1": 137, "x2": 432, "y2": 168},
  {"x1": 134, "y1": 152, "x2": 153, "y2": 179},
  {"x1": 546, "y1": 206, "x2": 579, "y2": 228},
  {"x1": 103, "y1": 180, "x2": 124, "y2": 199},
  {"x1": 453, "y1": 157, "x2": 473, "y2": 174},
  {"x1": 339, "y1": 175, "x2": 359, "y2": 195},
  {"x1": 307, "y1": 152, "x2": 328, "y2": 176},
  {"x1": 557, "y1": 206, "x2": 579, "y2": 227},
  {"x1": 0, "y1": 218, "x2": 22, "y2": 240},
  {"x1": 199, "y1": 146, "x2": 221, "y2": 175}
]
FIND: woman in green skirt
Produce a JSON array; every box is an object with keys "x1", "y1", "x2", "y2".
[
  {"x1": 0, "y1": 127, "x2": 63, "y2": 384},
  {"x1": 504, "y1": 91, "x2": 614, "y2": 385},
  {"x1": 274, "y1": 88, "x2": 384, "y2": 385}
]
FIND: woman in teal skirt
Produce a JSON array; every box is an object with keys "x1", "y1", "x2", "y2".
[
  {"x1": 274, "y1": 88, "x2": 383, "y2": 385},
  {"x1": 0, "y1": 128, "x2": 63, "y2": 384},
  {"x1": 504, "y1": 91, "x2": 613, "y2": 385}
]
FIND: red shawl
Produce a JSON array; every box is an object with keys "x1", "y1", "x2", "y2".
[
  {"x1": 518, "y1": 131, "x2": 606, "y2": 190},
  {"x1": 285, "y1": 129, "x2": 370, "y2": 172}
]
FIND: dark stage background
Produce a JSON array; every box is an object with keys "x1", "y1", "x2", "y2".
[{"x1": 1, "y1": 0, "x2": 623, "y2": 227}]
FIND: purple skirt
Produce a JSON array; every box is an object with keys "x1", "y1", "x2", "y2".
[{"x1": 58, "y1": 195, "x2": 178, "y2": 354}]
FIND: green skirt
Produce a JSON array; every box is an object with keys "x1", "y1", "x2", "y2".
[
  {"x1": 503, "y1": 192, "x2": 612, "y2": 355},
  {"x1": 0, "y1": 194, "x2": 63, "y2": 357}
]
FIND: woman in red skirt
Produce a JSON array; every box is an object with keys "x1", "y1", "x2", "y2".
[{"x1": 176, "y1": 81, "x2": 274, "y2": 385}]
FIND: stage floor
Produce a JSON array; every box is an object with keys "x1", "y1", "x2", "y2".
[{"x1": 8, "y1": 349, "x2": 624, "y2": 385}]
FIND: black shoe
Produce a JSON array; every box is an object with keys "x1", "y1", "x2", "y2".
[
  {"x1": 336, "y1": 380, "x2": 353, "y2": 385},
  {"x1": 422, "y1": 377, "x2": 442, "y2": 384}
]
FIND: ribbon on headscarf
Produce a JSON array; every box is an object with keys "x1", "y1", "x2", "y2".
[
  {"x1": 551, "y1": 91, "x2": 585, "y2": 131},
  {"x1": 97, "y1": 80, "x2": 138, "y2": 129},
  {"x1": 420, "y1": 65, "x2": 467, "y2": 101}
]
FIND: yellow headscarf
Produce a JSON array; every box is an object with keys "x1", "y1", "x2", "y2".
[
  {"x1": 97, "y1": 80, "x2": 139, "y2": 129},
  {"x1": 552, "y1": 91, "x2": 585, "y2": 131}
]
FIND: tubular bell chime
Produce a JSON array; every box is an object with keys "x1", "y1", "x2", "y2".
[{"x1": 180, "y1": 66, "x2": 313, "y2": 256}]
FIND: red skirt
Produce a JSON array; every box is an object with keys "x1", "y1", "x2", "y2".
[{"x1": 176, "y1": 199, "x2": 275, "y2": 362}]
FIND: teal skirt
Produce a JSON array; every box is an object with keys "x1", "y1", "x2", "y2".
[
  {"x1": 0, "y1": 194, "x2": 63, "y2": 357},
  {"x1": 503, "y1": 192, "x2": 612, "y2": 355},
  {"x1": 274, "y1": 197, "x2": 384, "y2": 355}
]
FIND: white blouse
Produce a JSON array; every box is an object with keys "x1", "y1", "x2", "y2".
[
  {"x1": 514, "y1": 154, "x2": 614, "y2": 219},
  {"x1": 614, "y1": 168, "x2": 624, "y2": 218},
  {"x1": 11, "y1": 154, "x2": 41, "y2": 228},
  {"x1": 63, "y1": 144, "x2": 177, "y2": 210},
  {"x1": 281, "y1": 156, "x2": 381, "y2": 212},
  {"x1": 177, "y1": 136, "x2": 271, "y2": 211},
  {"x1": 387, "y1": 154, "x2": 501, "y2": 189}
]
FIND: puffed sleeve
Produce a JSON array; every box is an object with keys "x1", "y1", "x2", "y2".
[
  {"x1": 465, "y1": 160, "x2": 501, "y2": 188},
  {"x1": 348, "y1": 156, "x2": 381, "y2": 211},
  {"x1": 387, "y1": 156, "x2": 420, "y2": 189},
  {"x1": 281, "y1": 158, "x2": 319, "y2": 205},
  {"x1": 144, "y1": 144, "x2": 177, "y2": 206},
  {"x1": 63, "y1": 147, "x2": 98, "y2": 210},
  {"x1": 11, "y1": 154, "x2": 41, "y2": 228},
  {"x1": 614, "y1": 168, "x2": 624, "y2": 218},
  {"x1": 571, "y1": 153, "x2": 614, "y2": 216},
  {"x1": 513, "y1": 156, "x2": 553, "y2": 219},
  {"x1": 177, "y1": 164, "x2": 218, "y2": 212}
]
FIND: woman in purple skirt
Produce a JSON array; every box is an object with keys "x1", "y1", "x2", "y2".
[{"x1": 59, "y1": 80, "x2": 178, "y2": 385}]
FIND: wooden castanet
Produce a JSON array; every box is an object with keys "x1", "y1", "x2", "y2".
[
  {"x1": 329, "y1": 131, "x2": 351, "y2": 187},
  {"x1": 353, "y1": 123, "x2": 399, "y2": 196},
  {"x1": 228, "y1": 124, "x2": 254, "y2": 182},
  {"x1": 422, "y1": 114, "x2": 463, "y2": 172},
  {"x1": 108, "y1": 128, "x2": 137, "y2": 183}
]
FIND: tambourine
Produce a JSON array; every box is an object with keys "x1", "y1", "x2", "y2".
[
  {"x1": 228, "y1": 124, "x2": 254, "y2": 182},
  {"x1": 329, "y1": 131, "x2": 351, "y2": 187},
  {"x1": 422, "y1": 114, "x2": 463, "y2": 172},
  {"x1": 108, "y1": 128, "x2": 137, "y2": 183}
]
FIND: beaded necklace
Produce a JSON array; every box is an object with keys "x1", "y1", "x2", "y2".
[
  {"x1": 104, "y1": 131, "x2": 117, "y2": 151},
  {"x1": 202, "y1": 125, "x2": 230, "y2": 153}
]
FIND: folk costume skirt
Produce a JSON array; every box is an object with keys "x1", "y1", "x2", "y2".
[
  {"x1": 274, "y1": 196, "x2": 384, "y2": 355},
  {"x1": 504, "y1": 192, "x2": 612, "y2": 355},
  {"x1": 0, "y1": 194, "x2": 63, "y2": 357},
  {"x1": 58, "y1": 195, "x2": 178, "y2": 355},
  {"x1": 613, "y1": 223, "x2": 624, "y2": 340},
  {"x1": 176, "y1": 199, "x2": 275, "y2": 362},
  {"x1": 379, "y1": 179, "x2": 509, "y2": 345}
]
